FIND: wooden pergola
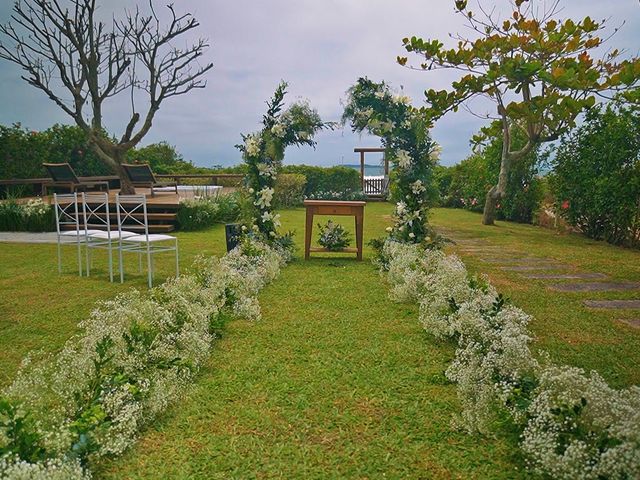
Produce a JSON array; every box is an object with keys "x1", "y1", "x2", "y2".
[{"x1": 354, "y1": 147, "x2": 388, "y2": 198}]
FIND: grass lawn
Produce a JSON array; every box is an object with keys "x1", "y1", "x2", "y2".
[{"x1": 1, "y1": 204, "x2": 638, "y2": 478}]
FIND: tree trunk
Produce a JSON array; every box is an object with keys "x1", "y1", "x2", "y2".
[
  {"x1": 482, "y1": 185, "x2": 501, "y2": 225},
  {"x1": 482, "y1": 150, "x2": 511, "y2": 226},
  {"x1": 115, "y1": 161, "x2": 136, "y2": 195},
  {"x1": 89, "y1": 138, "x2": 137, "y2": 195}
]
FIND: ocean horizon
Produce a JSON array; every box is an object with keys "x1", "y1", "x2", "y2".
[{"x1": 342, "y1": 163, "x2": 386, "y2": 177}]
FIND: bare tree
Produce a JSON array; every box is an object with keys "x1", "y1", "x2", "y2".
[{"x1": 0, "y1": 0, "x2": 213, "y2": 193}]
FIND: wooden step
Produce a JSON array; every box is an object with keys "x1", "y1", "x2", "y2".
[{"x1": 88, "y1": 212, "x2": 177, "y2": 221}]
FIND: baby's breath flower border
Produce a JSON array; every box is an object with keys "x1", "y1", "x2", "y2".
[
  {"x1": 378, "y1": 239, "x2": 640, "y2": 479},
  {"x1": 0, "y1": 238, "x2": 290, "y2": 479}
]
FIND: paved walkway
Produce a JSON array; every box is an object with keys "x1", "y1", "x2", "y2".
[{"x1": 0, "y1": 232, "x2": 58, "y2": 243}]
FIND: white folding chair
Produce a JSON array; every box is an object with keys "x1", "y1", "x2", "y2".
[
  {"x1": 116, "y1": 194, "x2": 179, "y2": 288},
  {"x1": 81, "y1": 192, "x2": 137, "y2": 282},
  {"x1": 53, "y1": 192, "x2": 98, "y2": 276}
]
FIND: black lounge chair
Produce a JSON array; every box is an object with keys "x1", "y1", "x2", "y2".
[
  {"x1": 42, "y1": 163, "x2": 110, "y2": 196},
  {"x1": 122, "y1": 164, "x2": 178, "y2": 197}
]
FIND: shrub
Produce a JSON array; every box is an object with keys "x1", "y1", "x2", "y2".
[
  {"x1": 126, "y1": 142, "x2": 200, "y2": 175},
  {"x1": 176, "y1": 192, "x2": 241, "y2": 231},
  {"x1": 273, "y1": 173, "x2": 306, "y2": 208},
  {"x1": 281, "y1": 165, "x2": 360, "y2": 196},
  {"x1": 551, "y1": 104, "x2": 640, "y2": 247},
  {"x1": 0, "y1": 199, "x2": 55, "y2": 232}
]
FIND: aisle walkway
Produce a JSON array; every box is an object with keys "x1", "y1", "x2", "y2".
[{"x1": 100, "y1": 257, "x2": 522, "y2": 479}]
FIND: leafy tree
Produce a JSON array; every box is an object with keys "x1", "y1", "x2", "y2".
[
  {"x1": 127, "y1": 142, "x2": 196, "y2": 174},
  {"x1": 0, "y1": 123, "x2": 110, "y2": 182},
  {"x1": 0, "y1": 0, "x2": 213, "y2": 193},
  {"x1": 440, "y1": 126, "x2": 543, "y2": 223},
  {"x1": 551, "y1": 103, "x2": 640, "y2": 246},
  {"x1": 398, "y1": 0, "x2": 640, "y2": 225}
]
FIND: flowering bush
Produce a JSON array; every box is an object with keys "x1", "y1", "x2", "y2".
[
  {"x1": 0, "y1": 237, "x2": 288, "y2": 478},
  {"x1": 522, "y1": 366, "x2": 640, "y2": 479},
  {"x1": 236, "y1": 82, "x2": 330, "y2": 240},
  {"x1": 377, "y1": 239, "x2": 640, "y2": 478},
  {"x1": 343, "y1": 78, "x2": 439, "y2": 243},
  {"x1": 0, "y1": 198, "x2": 55, "y2": 232},
  {"x1": 317, "y1": 220, "x2": 352, "y2": 251}
]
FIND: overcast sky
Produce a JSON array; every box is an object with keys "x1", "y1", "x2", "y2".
[{"x1": 0, "y1": 0, "x2": 638, "y2": 168}]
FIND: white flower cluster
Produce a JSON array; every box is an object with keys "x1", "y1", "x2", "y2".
[
  {"x1": 522, "y1": 366, "x2": 640, "y2": 479},
  {"x1": 244, "y1": 134, "x2": 262, "y2": 158},
  {"x1": 255, "y1": 187, "x2": 274, "y2": 208},
  {"x1": 22, "y1": 198, "x2": 50, "y2": 217},
  {"x1": 0, "y1": 457, "x2": 87, "y2": 480},
  {"x1": 378, "y1": 239, "x2": 640, "y2": 478},
  {"x1": 0, "y1": 238, "x2": 289, "y2": 479}
]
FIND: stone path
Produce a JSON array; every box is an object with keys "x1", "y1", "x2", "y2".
[
  {"x1": 523, "y1": 273, "x2": 608, "y2": 280},
  {"x1": 443, "y1": 231, "x2": 640, "y2": 313},
  {"x1": 617, "y1": 319, "x2": 640, "y2": 329},
  {"x1": 550, "y1": 282, "x2": 640, "y2": 292},
  {"x1": 0, "y1": 232, "x2": 57, "y2": 244},
  {"x1": 583, "y1": 300, "x2": 640, "y2": 309}
]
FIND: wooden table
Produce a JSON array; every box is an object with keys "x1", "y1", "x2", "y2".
[{"x1": 303, "y1": 200, "x2": 366, "y2": 261}]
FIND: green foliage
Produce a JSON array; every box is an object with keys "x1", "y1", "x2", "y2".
[
  {"x1": 126, "y1": 142, "x2": 202, "y2": 175},
  {"x1": 0, "y1": 123, "x2": 111, "y2": 181},
  {"x1": 400, "y1": 3, "x2": 639, "y2": 132},
  {"x1": 273, "y1": 173, "x2": 306, "y2": 208},
  {"x1": 551, "y1": 103, "x2": 640, "y2": 246},
  {"x1": 400, "y1": 1, "x2": 640, "y2": 223},
  {"x1": 439, "y1": 126, "x2": 543, "y2": 223},
  {"x1": 0, "y1": 199, "x2": 55, "y2": 232},
  {"x1": 176, "y1": 193, "x2": 242, "y2": 231},
  {"x1": 0, "y1": 398, "x2": 46, "y2": 463},
  {"x1": 281, "y1": 165, "x2": 361, "y2": 196},
  {"x1": 317, "y1": 220, "x2": 352, "y2": 251}
]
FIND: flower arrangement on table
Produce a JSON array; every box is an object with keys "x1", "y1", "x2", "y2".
[
  {"x1": 342, "y1": 77, "x2": 440, "y2": 245},
  {"x1": 317, "y1": 220, "x2": 352, "y2": 251},
  {"x1": 236, "y1": 81, "x2": 331, "y2": 248}
]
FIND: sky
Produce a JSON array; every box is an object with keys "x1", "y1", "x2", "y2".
[{"x1": 0, "y1": 0, "x2": 638, "y2": 169}]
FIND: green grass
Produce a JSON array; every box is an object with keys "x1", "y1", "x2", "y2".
[{"x1": 1, "y1": 204, "x2": 639, "y2": 478}]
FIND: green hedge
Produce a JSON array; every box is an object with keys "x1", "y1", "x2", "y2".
[
  {"x1": 273, "y1": 173, "x2": 306, "y2": 208},
  {"x1": 281, "y1": 165, "x2": 360, "y2": 196},
  {"x1": 435, "y1": 128, "x2": 543, "y2": 224}
]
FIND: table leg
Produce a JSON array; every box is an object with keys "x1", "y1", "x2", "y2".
[
  {"x1": 355, "y1": 212, "x2": 364, "y2": 261},
  {"x1": 304, "y1": 208, "x2": 313, "y2": 260}
]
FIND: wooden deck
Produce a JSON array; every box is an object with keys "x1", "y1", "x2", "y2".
[{"x1": 29, "y1": 187, "x2": 235, "y2": 233}]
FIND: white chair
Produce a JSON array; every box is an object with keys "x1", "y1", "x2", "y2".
[
  {"x1": 81, "y1": 192, "x2": 137, "y2": 282},
  {"x1": 53, "y1": 192, "x2": 99, "y2": 276},
  {"x1": 116, "y1": 194, "x2": 179, "y2": 288}
]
